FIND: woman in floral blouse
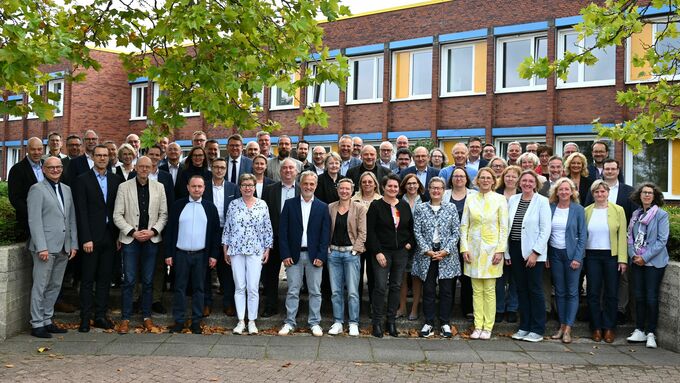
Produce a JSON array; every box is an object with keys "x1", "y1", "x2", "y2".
[
  {"x1": 413, "y1": 177, "x2": 460, "y2": 338},
  {"x1": 460, "y1": 167, "x2": 509, "y2": 340},
  {"x1": 222, "y1": 173, "x2": 273, "y2": 335}
]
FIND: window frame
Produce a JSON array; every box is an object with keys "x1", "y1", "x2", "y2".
[
  {"x1": 556, "y1": 28, "x2": 616, "y2": 89},
  {"x1": 493, "y1": 136, "x2": 546, "y2": 159},
  {"x1": 440, "y1": 41, "x2": 484, "y2": 97},
  {"x1": 7, "y1": 99, "x2": 23, "y2": 121},
  {"x1": 346, "y1": 54, "x2": 384, "y2": 105},
  {"x1": 495, "y1": 33, "x2": 548, "y2": 93},
  {"x1": 391, "y1": 47, "x2": 433, "y2": 101},
  {"x1": 270, "y1": 73, "x2": 299, "y2": 111},
  {"x1": 130, "y1": 83, "x2": 148, "y2": 120},
  {"x1": 47, "y1": 79, "x2": 64, "y2": 117},
  {"x1": 554, "y1": 134, "x2": 615, "y2": 159},
  {"x1": 306, "y1": 62, "x2": 340, "y2": 107},
  {"x1": 27, "y1": 85, "x2": 43, "y2": 119},
  {"x1": 626, "y1": 18, "x2": 680, "y2": 83},
  {"x1": 624, "y1": 140, "x2": 677, "y2": 199}
]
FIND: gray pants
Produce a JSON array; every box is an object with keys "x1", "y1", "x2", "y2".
[
  {"x1": 284, "y1": 252, "x2": 322, "y2": 328},
  {"x1": 30, "y1": 252, "x2": 68, "y2": 328}
]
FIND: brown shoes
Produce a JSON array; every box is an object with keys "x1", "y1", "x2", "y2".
[
  {"x1": 603, "y1": 329, "x2": 615, "y2": 343},
  {"x1": 224, "y1": 306, "x2": 236, "y2": 317},
  {"x1": 562, "y1": 329, "x2": 572, "y2": 344},
  {"x1": 143, "y1": 318, "x2": 154, "y2": 332},
  {"x1": 118, "y1": 320, "x2": 130, "y2": 334},
  {"x1": 54, "y1": 301, "x2": 77, "y2": 313},
  {"x1": 203, "y1": 306, "x2": 211, "y2": 317},
  {"x1": 592, "y1": 329, "x2": 602, "y2": 342},
  {"x1": 550, "y1": 327, "x2": 564, "y2": 340}
]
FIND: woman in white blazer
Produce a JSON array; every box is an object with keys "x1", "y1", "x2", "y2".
[{"x1": 505, "y1": 170, "x2": 552, "y2": 343}]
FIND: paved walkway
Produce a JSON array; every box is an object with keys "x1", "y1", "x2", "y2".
[{"x1": 1, "y1": 330, "x2": 679, "y2": 382}]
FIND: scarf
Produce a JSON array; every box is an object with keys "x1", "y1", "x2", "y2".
[{"x1": 627, "y1": 205, "x2": 660, "y2": 257}]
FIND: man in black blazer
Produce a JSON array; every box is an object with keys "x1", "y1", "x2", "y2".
[
  {"x1": 159, "y1": 142, "x2": 183, "y2": 186},
  {"x1": 226, "y1": 134, "x2": 253, "y2": 184},
  {"x1": 346, "y1": 145, "x2": 393, "y2": 193},
  {"x1": 8, "y1": 137, "x2": 44, "y2": 235},
  {"x1": 467, "y1": 137, "x2": 489, "y2": 171},
  {"x1": 204, "y1": 157, "x2": 240, "y2": 316},
  {"x1": 74, "y1": 145, "x2": 121, "y2": 332},
  {"x1": 399, "y1": 146, "x2": 440, "y2": 191},
  {"x1": 587, "y1": 140, "x2": 624, "y2": 183},
  {"x1": 260, "y1": 158, "x2": 301, "y2": 317},
  {"x1": 65, "y1": 129, "x2": 99, "y2": 187}
]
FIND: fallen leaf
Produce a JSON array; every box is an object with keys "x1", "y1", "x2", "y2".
[
  {"x1": 629, "y1": 349, "x2": 636, "y2": 353},
  {"x1": 4, "y1": 364, "x2": 14, "y2": 368},
  {"x1": 117, "y1": 368, "x2": 123, "y2": 372},
  {"x1": 208, "y1": 378, "x2": 219, "y2": 382},
  {"x1": 37, "y1": 347, "x2": 50, "y2": 353},
  {"x1": 281, "y1": 362, "x2": 292, "y2": 368},
  {"x1": 354, "y1": 362, "x2": 363, "y2": 366},
  {"x1": 588, "y1": 352, "x2": 595, "y2": 355}
]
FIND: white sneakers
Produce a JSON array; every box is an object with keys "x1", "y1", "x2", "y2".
[
  {"x1": 248, "y1": 321, "x2": 258, "y2": 335},
  {"x1": 349, "y1": 323, "x2": 360, "y2": 337},
  {"x1": 627, "y1": 329, "x2": 647, "y2": 342},
  {"x1": 278, "y1": 323, "x2": 294, "y2": 336},
  {"x1": 311, "y1": 325, "x2": 324, "y2": 337},
  {"x1": 328, "y1": 323, "x2": 344, "y2": 335},
  {"x1": 233, "y1": 321, "x2": 245, "y2": 335},
  {"x1": 480, "y1": 330, "x2": 491, "y2": 340},
  {"x1": 419, "y1": 324, "x2": 434, "y2": 338},
  {"x1": 470, "y1": 329, "x2": 482, "y2": 339},
  {"x1": 646, "y1": 332, "x2": 657, "y2": 348},
  {"x1": 511, "y1": 330, "x2": 530, "y2": 340},
  {"x1": 523, "y1": 332, "x2": 543, "y2": 342}
]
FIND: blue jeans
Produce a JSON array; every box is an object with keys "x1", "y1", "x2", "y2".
[
  {"x1": 328, "y1": 250, "x2": 361, "y2": 325},
  {"x1": 585, "y1": 250, "x2": 619, "y2": 330},
  {"x1": 510, "y1": 241, "x2": 546, "y2": 335},
  {"x1": 284, "y1": 252, "x2": 322, "y2": 328},
  {"x1": 496, "y1": 264, "x2": 518, "y2": 313},
  {"x1": 172, "y1": 249, "x2": 207, "y2": 324},
  {"x1": 549, "y1": 247, "x2": 581, "y2": 326},
  {"x1": 631, "y1": 264, "x2": 666, "y2": 334},
  {"x1": 122, "y1": 240, "x2": 158, "y2": 320}
]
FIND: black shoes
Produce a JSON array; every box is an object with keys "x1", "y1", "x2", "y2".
[
  {"x1": 506, "y1": 311, "x2": 518, "y2": 323},
  {"x1": 170, "y1": 323, "x2": 184, "y2": 333},
  {"x1": 78, "y1": 319, "x2": 90, "y2": 333},
  {"x1": 372, "y1": 324, "x2": 383, "y2": 338},
  {"x1": 152, "y1": 301, "x2": 167, "y2": 314},
  {"x1": 261, "y1": 308, "x2": 278, "y2": 318},
  {"x1": 93, "y1": 317, "x2": 114, "y2": 330},
  {"x1": 386, "y1": 322, "x2": 398, "y2": 337},
  {"x1": 190, "y1": 323, "x2": 202, "y2": 334},
  {"x1": 31, "y1": 326, "x2": 52, "y2": 339},
  {"x1": 45, "y1": 323, "x2": 67, "y2": 334},
  {"x1": 495, "y1": 312, "x2": 504, "y2": 323}
]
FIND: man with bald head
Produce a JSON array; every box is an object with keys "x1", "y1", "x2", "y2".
[
  {"x1": 65, "y1": 129, "x2": 100, "y2": 186},
  {"x1": 438, "y1": 142, "x2": 478, "y2": 188},
  {"x1": 113, "y1": 156, "x2": 168, "y2": 333},
  {"x1": 352, "y1": 137, "x2": 364, "y2": 159},
  {"x1": 400, "y1": 147, "x2": 439, "y2": 194},
  {"x1": 245, "y1": 141, "x2": 260, "y2": 160},
  {"x1": 159, "y1": 142, "x2": 183, "y2": 186},
  {"x1": 266, "y1": 135, "x2": 303, "y2": 182},
  {"x1": 9, "y1": 136, "x2": 45, "y2": 234},
  {"x1": 338, "y1": 135, "x2": 361, "y2": 176},
  {"x1": 126, "y1": 133, "x2": 141, "y2": 161},
  {"x1": 346, "y1": 145, "x2": 393, "y2": 192}
]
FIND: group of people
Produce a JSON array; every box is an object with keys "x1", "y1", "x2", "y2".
[{"x1": 9, "y1": 131, "x2": 669, "y2": 348}]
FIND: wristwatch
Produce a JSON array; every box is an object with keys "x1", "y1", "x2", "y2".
[{"x1": 351, "y1": 250, "x2": 358, "y2": 256}]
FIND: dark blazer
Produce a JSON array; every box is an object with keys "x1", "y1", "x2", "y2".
[
  {"x1": 74, "y1": 169, "x2": 121, "y2": 246},
  {"x1": 572, "y1": 176, "x2": 593, "y2": 207},
  {"x1": 584, "y1": 182, "x2": 637, "y2": 223},
  {"x1": 205, "y1": 180, "x2": 240, "y2": 222},
  {"x1": 261, "y1": 181, "x2": 301, "y2": 242},
  {"x1": 254, "y1": 177, "x2": 275, "y2": 198},
  {"x1": 174, "y1": 166, "x2": 212, "y2": 202},
  {"x1": 341, "y1": 157, "x2": 362, "y2": 176},
  {"x1": 279, "y1": 197, "x2": 331, "y2": 264},
  {"x1": 549, "y1": 202, "x2": 587, "y2": 263},
  {"x1": 304, "y1": 163, "x2": 324, "y2": 174},
  {"x1": 159, "y1": 162, "x2": 183, "y2": 186},
  {"x1": 399, "y1": 165, "x2": 440, "y2": 199},
  {"x1": 165, "y1": 197, "x2": 220, "y2": 261},
  {"x1": 8, "y1": 157, "x2": 42, "y2": 232},
  {"x1": 113, "y1": 165, "x2": 135, "y2": 182},
  {"x1": 314, "y1": 171, "x2": 345, "y2": 204},
  {"x1": 346, "y1": 164, "x2": 393, "y2": 193},
  {"x1": 366, "y1": 198, "x2": 415, "y2": 255},
  {"x1": 587, "y1": 163, "x2": 625, "y2": 183},
  {"x1": 64, "y1": 154, "x2": 91, "y2": 187},
  {"x1": 225, "y1": 155, "x2": 253, "y2": 183}
]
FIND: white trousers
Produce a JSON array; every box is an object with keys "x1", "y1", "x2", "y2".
[{"x1": 231, "y1": 254, "x2": 263, "y2": 321}]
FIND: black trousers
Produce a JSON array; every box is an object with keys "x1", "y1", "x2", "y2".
[
  {"x1": 371, "y1": 248, "x2": 408, "y2": 325},
  {"x1": 452, "y1": 252, "x2": 473, "y2": 316},
  {"x1": 261, "y1": 245, "x2": 282, "y2": 312},
  {"x1": 422, "y1": 258, "x2": 454, "y2": 325},
  {"x1": 204, "y1": 242, "x2": 235, "y2": 309},
  {"x1": 80, "y1": 232, "x2": 115, "y2": 320},
  {"x1": 359, "y1": 251, "x2": 375, "y2": 306}
]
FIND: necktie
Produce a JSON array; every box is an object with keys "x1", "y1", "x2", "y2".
[
  {"x1": 231, "y1": 159, "x2": 237, "y2": 184},
  {"x1": 54, "y1": 183, "x2": 64, "y2": 212}
]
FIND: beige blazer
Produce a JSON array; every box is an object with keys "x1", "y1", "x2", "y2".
[
  {"x1": 113, "y1": 178, "x2": 168, "y2": 244},
  {"x1": 328, "y1": 200, "x2": 367, "y2": 254}
]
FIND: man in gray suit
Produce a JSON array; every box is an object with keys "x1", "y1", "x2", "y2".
[{"x1": 27, "y1": 157, "x2": 78, "y2": 338}]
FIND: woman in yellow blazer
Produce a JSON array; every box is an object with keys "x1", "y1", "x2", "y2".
[{"x1": 584, "y1": 179, "x2": 627, "y2": 344}]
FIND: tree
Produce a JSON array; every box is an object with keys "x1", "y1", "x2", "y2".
[
  {"x1": 1, "y1": 0, "x2": 350, "y2": 147},
  {"x1": 520, "y1": 0, "x2": 680, "y2": 152}
]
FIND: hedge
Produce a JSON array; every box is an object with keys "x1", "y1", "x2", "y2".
[{"x1": 665, "y1": 206, "x2": 680, "y2": 262}]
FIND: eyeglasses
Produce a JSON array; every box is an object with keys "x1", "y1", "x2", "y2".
[
  {"x1": 429, "y1": 186, "x2": 443, "y2": 191},
  {"x1": 641, "y1": 191, "x2": 654, "y2": 195},
  {"x1": 45, "y1": 166, "x2": 63, "y2": 171},
  {"x1": 241, "y1": 184, "x2": 255, "y2": 189},
  {"x1": 406, "y1": 182, "x2": 419, "y2": 186},
  {"x1": 452, "y1": 175, "x2": 467, "y2": 179}
]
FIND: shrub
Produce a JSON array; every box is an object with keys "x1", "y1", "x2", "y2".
[
  {"x1": 0, "y1": 196, "x2": 22, "y2": 245},
  {"x1": 666, "y1": 206, "x2": 680, "y2": 262},
  {"x1": 0, "y1": 181, "x2": 8, "y2": 198}
]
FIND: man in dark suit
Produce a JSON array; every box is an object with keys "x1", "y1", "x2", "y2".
[
  {"x1": 467, "y1": 137, "x2": 489, "y2": 171},
  {"x1": 378, "y1": 141, "x2": 399, "y2": 172},
  {"x1": 226, "y1": 134, "x2": 253, "y2": 184},
  {"x1": 165, "y1": 175, "x2": 220, "y2": 334},
  {"x1": 277, "y1": 171, "x2": 331, "y2": 336},
  {"x1": 74, "y1": 144, "x2": 121, "y2": 332},
  {"x1": 65, "y1": 129, "x2": 99, "y2": 187},
  {"x1": 159, "y1": 142, "x2": 183, "y2": 186},
  {"x1": 260, "y1": 158, "x2": 301, "y2": 317},
  {"x1": 587, "y1": 140, "x2": 624, "y2": 183},
  {"x1": 338, "y1": 135, "x2": 361, "y2": 176},
  {"x1": 305, "y1": 145, "x2": 326, "y2": 175},
  {"x1": 399, "y1": 146, "x2": 439, "y2": 191},
  {"x1": 204, "y1": 157, "x2": 240, "y2": 317},
  {"x1": 26, "y1": 157, "x2": 78, "y2": 338},
  {"x1": 8, "y1": 137, "x2": 44, "y2": 235},
  {"x1": 346, "y1": 145, "x2": 393, "y2": 193}
]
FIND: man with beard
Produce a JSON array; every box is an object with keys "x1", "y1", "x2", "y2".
[{"x1": 266, "y1": 135, "x2": 303, "y2": 182}]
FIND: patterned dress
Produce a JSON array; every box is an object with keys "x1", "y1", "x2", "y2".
[
  {"x1": 222, "y1": 198, "x2": 273, "y2": 256},
  {"x1": 412, "y1": 202, "x2": 461, "y2": 281},
  {"x1": 459, "y1": 191, "x2": 509, "y2": 279}
]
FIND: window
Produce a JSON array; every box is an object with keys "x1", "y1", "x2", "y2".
[
  {"x1": 7, "y1": 99, "x2": 23, "y2": 121},
  {"x1": 5, "y1": 148, "x2": 21, "y2": 179},
  {"x1": 270, "y1": 73, "x2": 300, "y2": 110},
  {"x1": 392, "y1": 48, "x2": 432, "y2": 100},
  {"x1": 557, "y1": 29, "x2": 615, "y2": 88},
  {"x1": 627, "y1": 20, "x2": 680, "y2": 82},
  {"x1": 307, "y1": 63, "x2": 340, "y2": 106},
  {"x1": 48, "y1": 79, "x2": 64, "y2": 117},
  {"x1": 625, "y1": 139, "x2": 673, "y2": 196},
  {"x1": 494, "y1": 137, "x2": 546, "y2": 159},
  {"x1": 180, "y1": 105, "x2": 199, "y2": 117},
  {"x1": 130, "y1": 83, "x2": 148, "y2": 119},
  {"x1": 441, "y1": 41, "x2": 487, "y2": 96},
  {"x1": 27, "y1": 85, "x2": 42, "y2": 119},
  {"x1": 347, "y1": 55, "x2": 383, "y2": 104},
  {"x1": 496, "y1": 34, "x2": 547, "y2": 92},
  {"x1": 555, "y1": 135, "x2": 615, "y2": 160}
]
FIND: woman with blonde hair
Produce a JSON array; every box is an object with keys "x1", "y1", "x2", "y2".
[
  {"x1": 565, "y1": 152, "x2": 591, "y2": 206},
  {"x1": 351, "y1": 171, "x2": 382, "y2": 207}
]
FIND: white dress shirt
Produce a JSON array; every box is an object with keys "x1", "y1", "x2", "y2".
[
  {"x1": 177, "y1": 198, "x2": 208, "y2": 251},
  {"x1": 300, "y1": 196, "x2": 314, "y2": 248}
]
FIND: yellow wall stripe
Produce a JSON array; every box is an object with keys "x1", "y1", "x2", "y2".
[
  {"x1": 673, "y1": 140, "x2": 680, "y2": 195},
  {"x1": 473, "y1": 41, "x2": 487, "y2": 94},
  {"x1": 395, "y1": 52, "x2": 411, "y2": 99},
  {"x1": 630, "y1": 24, "x2": 653, "y2": 81}
]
